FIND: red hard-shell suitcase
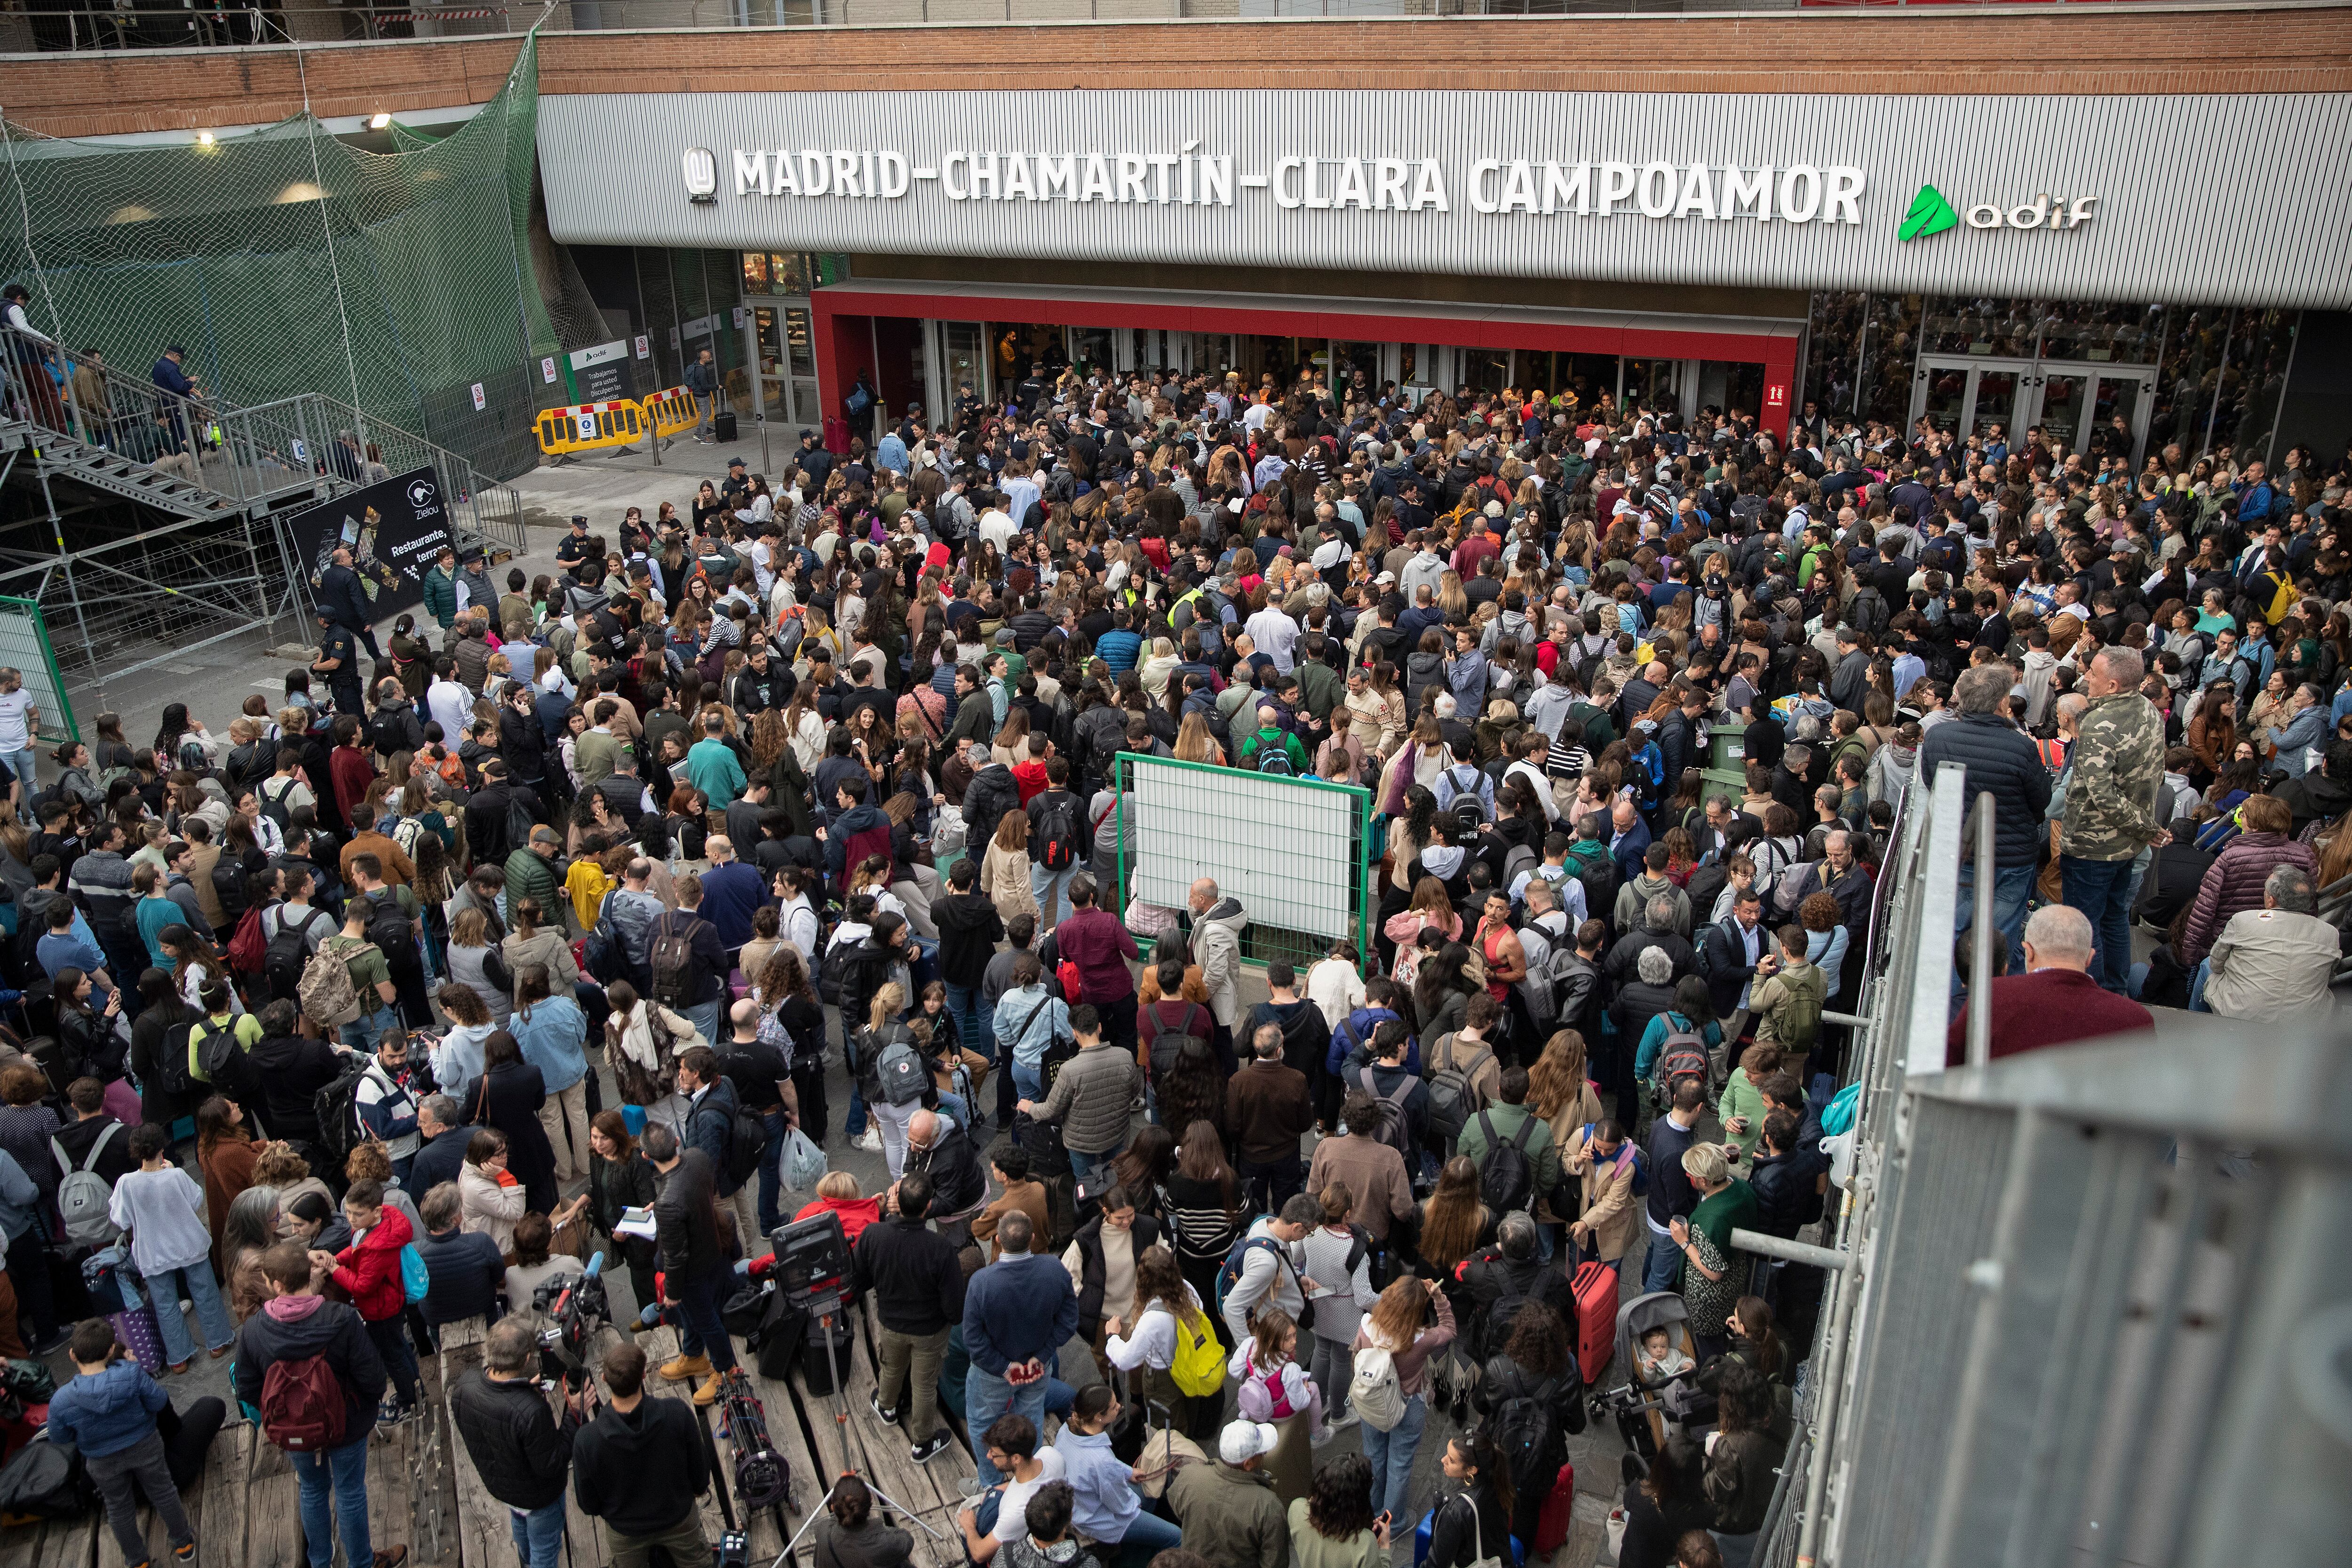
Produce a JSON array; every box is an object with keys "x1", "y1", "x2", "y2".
[
  {"x1": 1570, "y1": 1258, "x2": 1618, "y2": 1386},
  {"x1": 1533, "y1": 1458, "x2": 1578, "y2": 1557}
]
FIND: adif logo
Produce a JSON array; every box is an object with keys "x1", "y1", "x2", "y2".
[
  {"x1": 1899, "y1": 182, "x2": 2097, "y2": 239},
  {"x1": 682, "y1": 147, "x2": 718, "y2": 204},
  {"x1": 406, "y1": 477, "x2": 437, "y2": 509}
]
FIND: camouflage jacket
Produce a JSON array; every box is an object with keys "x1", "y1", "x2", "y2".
[{"x1": 2060, "y1": 692, "x2": 2166, "y2": 861}]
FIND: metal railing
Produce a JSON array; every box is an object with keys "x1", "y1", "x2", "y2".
[
  {"x1": 0, "y1": 318, "x2": 524, "y2": 679},
  {"x1": 3, "y1": 0, "x2": 2235, "y2": 49},
  {"x1": 1750, "y1": 764, "x2": 2352, "y2": 1568}
]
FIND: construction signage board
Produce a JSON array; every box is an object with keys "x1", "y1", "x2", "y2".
[{"x1": 282, "y1": 466, "x2": 453, "y2": 621}]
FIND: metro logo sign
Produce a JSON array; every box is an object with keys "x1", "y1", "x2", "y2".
[{"x1": 1898, "y1": 184, "x2": 1958, "y2": 241}]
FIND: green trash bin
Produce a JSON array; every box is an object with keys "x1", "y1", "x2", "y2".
[{"x1": 1702, "y1": 722, "x2": 1748, "y2": 801}]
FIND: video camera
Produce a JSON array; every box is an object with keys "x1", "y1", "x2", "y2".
[{"x1": 534, "y1": 1250, "x2": 612, "y2": 1391}]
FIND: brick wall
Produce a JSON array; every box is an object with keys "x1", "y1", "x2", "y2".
[{"x1": 6, "y1": 9, "x2": 2351, "y2": 138}]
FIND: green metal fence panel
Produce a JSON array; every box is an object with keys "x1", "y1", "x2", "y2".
[
  {"x1": 0, "y1": 595, "x2": 78, "y2": 745},
  {"x1": 1112, "y1": 752, "x2": 1371, "y2": 972}
]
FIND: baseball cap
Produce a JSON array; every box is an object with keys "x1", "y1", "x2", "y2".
[
  {"x1": 1219, "y1": 1421, "x2": 1279, "y2": 1465},
  {"x1": 570, "y1": 514, "x2": 588, "y2": 527},
  {"x1": 728, "y1": 456, "x2": 747, "y2": 469},
  {"x1": 1374, "y1": 570, "x2": 1397, "y2": 586}
]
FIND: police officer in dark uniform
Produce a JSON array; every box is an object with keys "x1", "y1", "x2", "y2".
[
  {"x1": 311, "y1": 611, "x2": 365, "y2": 716},
  {"x1": 554, "y1": 513, "x2": 594, "y2": 568}
]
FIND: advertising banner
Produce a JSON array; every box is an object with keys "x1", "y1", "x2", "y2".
[{"x1": 283, "y1": 466, "x2": 453, "y2": 621}]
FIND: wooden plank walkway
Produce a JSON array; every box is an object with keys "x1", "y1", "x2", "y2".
[{"x1": 1, "y1": 1295, "x2": 1005, "y2": 1568}]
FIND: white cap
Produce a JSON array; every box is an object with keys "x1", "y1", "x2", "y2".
[{"x1": 1219, "y1": 1420, "x2": 1279, "y2": 1465}]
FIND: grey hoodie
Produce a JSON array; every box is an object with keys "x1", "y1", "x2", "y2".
[
  {"x1": 1867, "y1": 741, "x2": 1916, "y2": 806},
  {"x1": 1480, "y1": 607, "x2": 1532, "y2": 656},
  {"x1": 1613, "y1": 871, "x2": 1692, "y2": 940}
]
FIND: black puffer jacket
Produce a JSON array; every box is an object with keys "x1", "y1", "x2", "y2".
[
  {"x1": 449, "y1": 1368, "x2": 573, "y2": 1511},
  {"x1": 960, "y1": 764, "x2": 1022, "y2": 855},
  {"x1": 1914, "y1": 710, "x2": 2052, "y2": 868}
]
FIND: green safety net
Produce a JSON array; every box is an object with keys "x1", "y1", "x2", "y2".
[{"x1": 0, "y1": 31, "x2": 559, "y2": 481}]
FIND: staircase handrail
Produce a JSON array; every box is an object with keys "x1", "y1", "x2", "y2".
[{"x1": 0, "y1": 319, "x2": 524, "y2": 557}]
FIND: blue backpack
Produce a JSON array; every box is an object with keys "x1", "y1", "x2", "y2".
[
  {"x1": 1213, "y1": 1233, "x2": 1294, "y2": 1315},
  {"x1": 400, "y1": 1242, "x2": 430, "y2": 1305}
]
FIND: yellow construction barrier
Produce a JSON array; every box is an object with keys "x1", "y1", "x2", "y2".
[
  {"x1": 642, "y1": 385, "x2": 702, "y2": 442},
  {"x1": 534, "y1": 398, "x2": 648, "y2": 459}
]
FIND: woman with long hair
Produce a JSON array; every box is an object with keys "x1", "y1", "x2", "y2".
[
  {"x1": 1423, "y1": 1429, "x2": 1516, "y2": 1568},
  {"x1": 978, "y1": 808, "x2": 1040, "y2": 927},
  {"x1": 444, "y1": 906, "x2": 512, "y2": 1025},
  {"x1": 755, "y1": 942, "x2": 829, "y2": 1139},
  {"x1": 218, "y1": 1183, "x2": 282, "y2": 1324},
  {"x1": 1173, "y1": 709, "x2": 1224, "y2": 766},
  {"x1": 1104, "y1": 1242, "x2": 1226, "y2": 1442},
  {"x1": 1616, "y1": 1435, "x2": 1712, "y2": 1568},
  {"x1": 1350, "y1": 1275, "x2": 1456, "y2": 1522},
  {"x1": 193, "y1": 1094, "x2": 262, "y2": 1260},
  {"x1": 1108, "y1": 1123, "x2": 1176, "y2": 1223},
  {"x1": 1161, "y1": 1118, "x2": 1242, "y2": 1335},
  {"x1": 1472, "y1": 1299, "x2": 1587, "y2": 1544},
  {"x1": 1154, "y1": 1036, "x2": 1228, "y2": 1150},
  {"x1": 856, "y1": 981, "x2": 925, "y2": 1178},
  {"x1": 1415, "y1": 1154, "x2": 1494, "y2": 1284},
  {"x1": 1411, "y1": 941, "x2": 1481, "y2": 1044},
  {"x1": 554, "y1": 1110, "x2": 659, "y2": 1314}
]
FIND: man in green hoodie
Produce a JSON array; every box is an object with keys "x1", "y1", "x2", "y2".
[{"x1": 1235, "y1": 703, "x2": 1308, "y2": 776}]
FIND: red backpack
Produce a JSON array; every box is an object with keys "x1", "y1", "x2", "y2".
[
  {"x1": 260, "y1": 1352, "x2": 348, "y2": 1453},
  {"x1": 228, "y1": 905, "x2": 268, "y2": 974}
]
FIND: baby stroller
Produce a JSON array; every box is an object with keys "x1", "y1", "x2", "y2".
[{"x1": 1589, "y1": 1290, "x2": 1707, "y2": 1464}]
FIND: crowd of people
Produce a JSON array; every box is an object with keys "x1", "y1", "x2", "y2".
[{"x1": 0, "y1": 349, "x2": 2344, "y2": 1568}]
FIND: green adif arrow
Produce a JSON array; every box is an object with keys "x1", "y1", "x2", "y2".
[{"x1": 1899, "y1": 184, "x2": 1959, "y2": 241}]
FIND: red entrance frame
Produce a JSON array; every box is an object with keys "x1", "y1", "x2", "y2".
[{"x1": 810, "y1": 285, "x2": 1798, "y2": 437}]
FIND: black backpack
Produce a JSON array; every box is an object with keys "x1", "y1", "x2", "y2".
[
  {"x1": 150, "y1": 1020, "x2": 200, "y2": 1100},
  {"x1": 649, "y1": 914, "x2": 697, "y2": 1008},
  {"x1": 1034, "y1": 793, "x2": 1081, "y2": 872},
  {"x1": 264, "y1": 906, "x2": 324, "y2": 1003},
  {"x1": 1474, "y1": 1108, "x2": 1537, "y2": 1213},
  {"x1": 1144, "y1": 1002, "x2": 1208, "y2": 1085},
  {"x1": 361, "y1": 889, "x2": 420, "y2": 970},
  {"x1": 721, "y1": 1101, "x2": 767, "y2": 1188},
  {"x1": 312, "y1": 1057, "x2": 373, "y2": 1168},
  {"x1": 503, "y1": 792, "x2": 538, "y2": 859},
  {"x1": 1486, "y1": 1374, "x2": 1563, "y2": 1500}
]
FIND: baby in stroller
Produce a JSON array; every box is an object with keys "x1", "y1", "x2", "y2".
[{"x1": 1635, "y1": 1324, "x2": 1697, "y2": 1384}]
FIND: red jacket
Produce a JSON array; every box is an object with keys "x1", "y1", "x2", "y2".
[{"x1": 330, "y1": 1203, "x2": 413, "y2": 1323}]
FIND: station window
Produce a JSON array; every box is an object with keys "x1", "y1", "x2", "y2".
[{"x1": 740, "y1": 252, "x2": 814, "y2": 297}]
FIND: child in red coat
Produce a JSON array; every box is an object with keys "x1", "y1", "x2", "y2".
[{"x1": 320, "y1": 1177, "x2": 421, "y2": 1423}]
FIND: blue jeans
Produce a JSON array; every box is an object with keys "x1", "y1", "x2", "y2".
[
  {"x1": 2060, "y1": 853, "x2": 2136, "y2": 994},
  {"x1": 1643, "y1": 1227, "x2": 1683, "y2": 1294},
  {"x1": 1954, "y1": 859, "x2": 2036, "y2": 976},
  {"x1": 1069, "y1": 1146, "x2": 1122, "y2": 1186},
  {"x1": 1031, "y1": 863, "x2": 1078, "y2": 929},
  {"x1": 755, "y1": 1107, "x2": 788, "y2": 1234},
  {"x1": 291, "y1": 1435, "x2": 372, "y2": 1568},
  {"x1": 510, "y1": 1496, "x2": 565, "y2": 1568},
  {"x1": 1011, "y1": 1060, "x2": 1044, "y2": 1101},
  {"x1": 339, "y1": 1004, "x2": 400, "y2": 1053},
  {"x1": 1359, "y1": 1391, "x2": 1427, "y2": 1520},
  {"x1": 1112, "y1": 1508, "x2": 1186, "y2": 1568},
  {"x1": 966, "y1": 1364, "x2": 1049, "y2": 1488},
  {"x1": 684, "y1": 1000, "x2": 723, "y2": 1047},
  {"x1": 2188, "y1": 957, "x2": 2212, "y2": 1013},
  {"x1": 672, "y1": 1265, "x2": 736, "y2": 1372},
  {"x1": 144, "y1": 1255, "x2": 235, "y2": 1364},
  {"x1": 946, "y1": 982, "x2": 995, "y2": 1062},
  {"x1": 844, "y1": 1034, "x2": 869, "y2": 1138}
]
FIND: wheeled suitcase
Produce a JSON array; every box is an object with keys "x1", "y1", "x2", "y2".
[
  {"x1": 1569, "y1": 1256, "x2": 1619, "y2": 1386},
  {"x1": 712, "y1": 410, "x2": 738, "y2": 443},
  {"x1": 1533, "y1": 1459, "x2": 1578, "y2": 1557}
]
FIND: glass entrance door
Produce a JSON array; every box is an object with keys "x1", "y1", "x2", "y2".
[{"x1": 1910, "y1": 356, "x2": 2034, "y2": 444}]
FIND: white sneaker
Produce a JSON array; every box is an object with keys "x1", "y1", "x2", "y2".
[
  {"x1": 854, "y1": 1128, "x2": 884, "y2": 1153},
  {"x1": 1328, "y1": 1411, "x2": 1359, "y2": 1431}
]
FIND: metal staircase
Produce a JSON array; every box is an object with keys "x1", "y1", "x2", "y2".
[{"x1": 0, "y1": 321, "x2": 526, "y2": 685}]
